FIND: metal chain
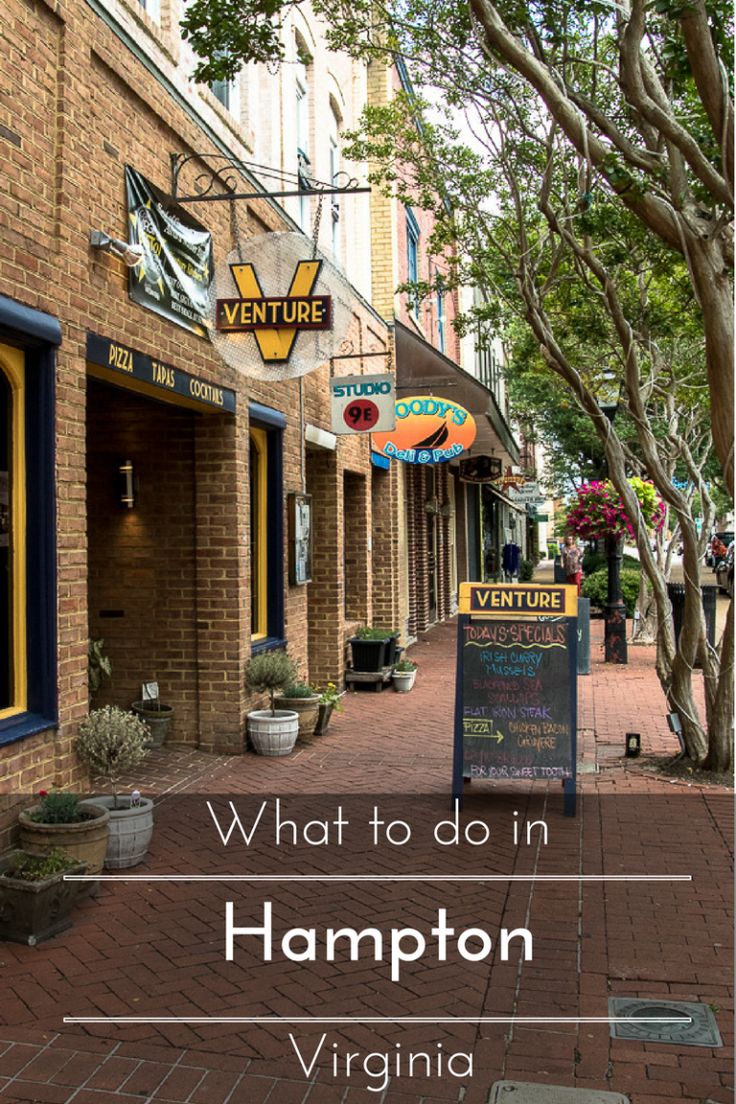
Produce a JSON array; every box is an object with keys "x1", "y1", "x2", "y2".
[{"x1": 311, "y1": 193, "x2": 324, "y2": 257}]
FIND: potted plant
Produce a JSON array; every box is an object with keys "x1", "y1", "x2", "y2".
[
  {"x1": 0, "y1": 848, "x2": 88, "y2": 945},
  {"x1": 313, "y1": 682, "x2": 345, "y2": 736},
  {"x1": 274, "y1": 681, "x2": 321, "y2": 738},
  {"x1": 131, "y1": 686, "x2": 174, "y2": 748},
  {"x1": 245, "y1": 650, "x2": 300, "y2": 756},
  {"x1": 392, "y1": 658, "x2": 418, "y2": 693},
  {"x1": 348, "y1": 627, "x2": 398, "y2": 672},
  {"x1": 18, "y1": 790, "x2": 110, "y2": 876},
  {"x1": 75, "y1": 706, "x2": 153, "y2": 869}
]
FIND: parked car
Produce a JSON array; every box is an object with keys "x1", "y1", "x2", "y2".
[
  {"x1": 706, "y1": 530, "x2": 734, "y2": 567},
  {"x1": 715, "y1": 543, "x2": 734, "y2": 597}
]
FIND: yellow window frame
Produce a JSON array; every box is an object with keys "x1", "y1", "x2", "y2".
[
  {"x1": 250, "y1": 426, "x2": 268, "y2": 641},
  {"x1": 0, "y1": 343, "x2": 27, "y2": 720}
]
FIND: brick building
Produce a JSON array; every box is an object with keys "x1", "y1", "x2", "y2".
[
  {"x1": 367, "y1": 58, "x2": 520, "y2": 638},
  {"x1": 0, "y1": 0, "x2": 401, "y2": 812}
]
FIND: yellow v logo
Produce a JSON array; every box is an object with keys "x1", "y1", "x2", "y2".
[{"x1": 229, "y1": 259, "x2": 322, "y2": 362}]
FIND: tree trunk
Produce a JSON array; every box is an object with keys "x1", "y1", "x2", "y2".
[{"x1": 687, "y1": 236, "x2": 734, "y2": 496}]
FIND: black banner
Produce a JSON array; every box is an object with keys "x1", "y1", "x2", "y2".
[{"x1": 125, "y1": 166, "x2": 213, "y2": 337}]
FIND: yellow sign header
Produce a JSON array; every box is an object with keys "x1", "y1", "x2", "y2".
[{"x1": 458, "y1": 583, "x2": 578, "y2": 617}]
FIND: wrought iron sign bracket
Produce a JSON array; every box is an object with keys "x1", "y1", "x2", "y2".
[{"x1": 170, "y1": 152, "x2": 371, "y2": 204}]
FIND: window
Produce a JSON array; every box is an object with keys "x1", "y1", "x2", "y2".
[
  {"x1": 210, "y1": 78, "x2": 235, "y2": 112},
  {"x1": 249, "y1": 404, "x2": 285, "y2": 649},
  {"x1": 329, "y1": 107, "x2": 341, "y2": 259},
  {"x1": 295, "y1": 55, "x2": 311, "y2": 232},
  {"x1": 0, "y1": 298, "x2": 58, "y2": 748},
  {"x1": 436, "y1": 280, "x2": 445, "y2": 353},
  {"x1": 406, "y1": 207, "x2": 420, "y2": 316},
  {"x1": 136, "y1": 0, "x2": 160, "y2": 20},
  {"x1": 0, "y1": 347, "x2": 25, "y2": 717}
]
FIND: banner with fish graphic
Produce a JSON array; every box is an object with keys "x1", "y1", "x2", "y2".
[{"x1": 371, "y1": 396, "x2": 477, "y2": 463}]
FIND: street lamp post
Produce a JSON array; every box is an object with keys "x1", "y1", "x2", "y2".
[{"x1": 599, "y1": 389, "x2": 628, "y2": 665}]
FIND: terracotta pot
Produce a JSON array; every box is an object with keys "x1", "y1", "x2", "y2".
[
  {"x1": 18, "y1": 802, "x2": 110, "y2": 876},
  {"x1": 274, "y1": 694, "x2": 321, "y2": 737}
]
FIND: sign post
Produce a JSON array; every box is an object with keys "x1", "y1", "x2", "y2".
[{"x1": 453, "y1": 583, "x2": 578, "y2": 815}]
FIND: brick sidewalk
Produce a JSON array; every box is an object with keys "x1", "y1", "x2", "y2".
[{"x1": 0, "y1": 616, "x2": 732, "y2": 1104}]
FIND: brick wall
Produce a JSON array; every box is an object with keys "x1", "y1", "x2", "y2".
[{"x1": 0, "y1": 0, "x2": 398, "y2": 824}]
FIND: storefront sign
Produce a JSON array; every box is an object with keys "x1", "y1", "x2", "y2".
[
  {"x1": 330, "y1": 373, "x2": 396, "y2": 434},
  {"x1": 459, "y1": 455, "x2": 502, "y2": 483},
  {"x1": 372, "y1": 396, "x2": 476, "y2": 464},
  {"x1": 125, "y1": 167, "x2": 213, "y2": 338},
  {"x1": 208, "y1": 234, "x2": 354, "y2": 381},
  {"x1": 458, "y1": 582, "x2": 578, "y2": 617},
  {"x1": 86, "y1": 333, "x2": 236, "y2": 413},
  {"x1": 508, "y1": 481, "x2": 544, "y2": 504},
  {"x1": 216, "y1": 260, "x2": 332, "y2": 361}
]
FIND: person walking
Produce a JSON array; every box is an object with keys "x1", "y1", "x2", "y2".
[{"x1": 562, "y1": 534, "x2": 583, "y2": 595}]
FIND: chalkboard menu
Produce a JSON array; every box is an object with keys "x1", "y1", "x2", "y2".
[
  {"x1": 453, "y1": 584, "x2": 578, "y2": 813},
  {"x1": 460, "y1": 618, "x2": 573, "y2": 780}
]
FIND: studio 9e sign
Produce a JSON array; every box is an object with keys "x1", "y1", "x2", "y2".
[{"x1": 330, "y1": 373, "x2": 396, "y2": 435}]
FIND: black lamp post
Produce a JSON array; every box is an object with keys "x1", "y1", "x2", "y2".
[{"x1": 599, "y1": 391, "x2": 628, "y2": 665}]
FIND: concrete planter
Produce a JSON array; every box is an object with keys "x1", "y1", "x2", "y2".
[
  {"x1": 392, "y1": 669, "x2": 417, "y2": 693},
  {"x1": 93, "y1": 795, "x2": 155, "y2": 869},
  {"x1": 131, "y1": 702, "x2": 173, "y2": 747},
  {"x1": 0, "y1": 851, "x2": 88, "y2": 945},
  {"x1": 18, "y1": 802, "x2": 110, "y2": 876},
  {"x1": 247, "y1": 710, "x2": 299, "y2": 757},
  {"x1": 273, "y1": 694, "x2": 321, "y2": 737}
]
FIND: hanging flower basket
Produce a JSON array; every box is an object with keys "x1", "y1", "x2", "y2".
[{"x1": 566, "y1": 478, "x2": 665, "y2": 541}]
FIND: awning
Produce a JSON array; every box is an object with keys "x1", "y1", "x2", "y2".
[{"x1": 394, "y1": 321, "x2": 520, "y2": 464}]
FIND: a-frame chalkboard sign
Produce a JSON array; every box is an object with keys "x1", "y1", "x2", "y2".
[{"x1": 453, "y1": 583, "x2": 579, "y2": 816}]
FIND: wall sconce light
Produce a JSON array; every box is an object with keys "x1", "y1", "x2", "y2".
[
  {"x1": 119, "y1": 460, "x2": 135, "y2": 508},
  {"x1": 624, "y1": 732, "x2": 641, "y2": 758},
  {"x1": 90, "y1": 230, "x2": 145, "y2": 267}
]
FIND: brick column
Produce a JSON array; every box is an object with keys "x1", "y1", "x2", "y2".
[{"x1": 194, "y1": 410, "x2": 249, "y2": 754}]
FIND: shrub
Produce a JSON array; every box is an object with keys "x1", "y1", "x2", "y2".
[
  {"x1": 393, "y1": 658, "x2": 417, "y2": 672},
  {"x1": 30, "y1": 790, "x2": 88, "y2": 824},
  {"x1": 547, "y1": 542, "x2": 559, "y2": 559},
  {"x1": 582, "y1": 548, "x2": 641, "y2": 576},
  {"x1": 76, "y1": 706, "x2": 151, "y2": 808},
  {"x1": 581, "y1": 568, "x2": 642, "y2": 616},
  {"x1": 355, "y1": 626, "x2": 396, "y2": 640},
  {"x1": 519, "y1": 559, "x2": 535, "y2": 582},
  {"x1": 5, "y1": 849, "x2": 78, "y2": 881},
  {"x1": 245, "y1": 650, "x2": 298, "y2": 715},
  {"x1": 281, "y1": 682, "x2": 317, "y2": 699}
]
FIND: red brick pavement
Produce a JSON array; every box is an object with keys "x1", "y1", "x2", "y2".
[{"x1": 0, "y1": 615, "x2": 732, "y2": 1104}]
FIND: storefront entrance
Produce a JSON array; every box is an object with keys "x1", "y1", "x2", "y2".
[{"x1": 86, "y1": 379, "x2": 199, "y2": 738}]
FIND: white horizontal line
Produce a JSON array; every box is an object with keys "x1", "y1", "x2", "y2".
[
  {"x1": 64, "y1": 874, "x2": 692, "y2": 882},
  {"x1": 63, "y1": 1016, "x2": 691, "y2": 1025}
]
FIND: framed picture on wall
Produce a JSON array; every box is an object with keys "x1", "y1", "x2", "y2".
[{"x1": 288, "y1": 492, "x2": 312, "y2": 585}]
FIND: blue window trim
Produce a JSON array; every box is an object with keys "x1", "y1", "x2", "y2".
[
  {"x1": 249, "y1": 404, "x2": 286, "y2": 650},
  {"x1": 0, "y1": 296, "x2": 59, "y2": 747}
]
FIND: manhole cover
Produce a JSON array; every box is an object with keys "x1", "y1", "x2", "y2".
[
  {"x1": 608, "y1": 998, "x2": 723, "y2": 1047},
  {"x1": 490, "y1": 1084, "x2": 629, "y2": 1103}
]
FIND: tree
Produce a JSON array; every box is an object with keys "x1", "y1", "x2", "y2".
[{"x1": 180, "y1": 1, "x2": 733, "y2": 768}]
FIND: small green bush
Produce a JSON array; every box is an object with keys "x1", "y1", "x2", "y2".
[
  {"x1": 547, "y1": 542, "x2": 559, "y2": 559},
  {"x1": 245, "y1": 650, "x2": 298, "y2": 714},
  {"x1": 582, "y1": 549, "x2": 641, "y2": 575},
  {"x1": 581, "y1": 568, "x2": 642, "y2": 616},
  {"x1": 281, "y1": 682, "x2": 317, "y2": 699},
  {"x1": 5, "y1": 848, "x2": 79, "y2": 881},
  {"x1": 519, "y1": 559, "x2": 535, "y2": 582},
  {"x1": 76, "y1": 706, "x2": 151, "y2": 807},
  {"x1": 355, "y1": 626, "x2": 396, "y2": 640},
  {"x1": 31, "y1": 790, "x2": 87, "y2": 824}
]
